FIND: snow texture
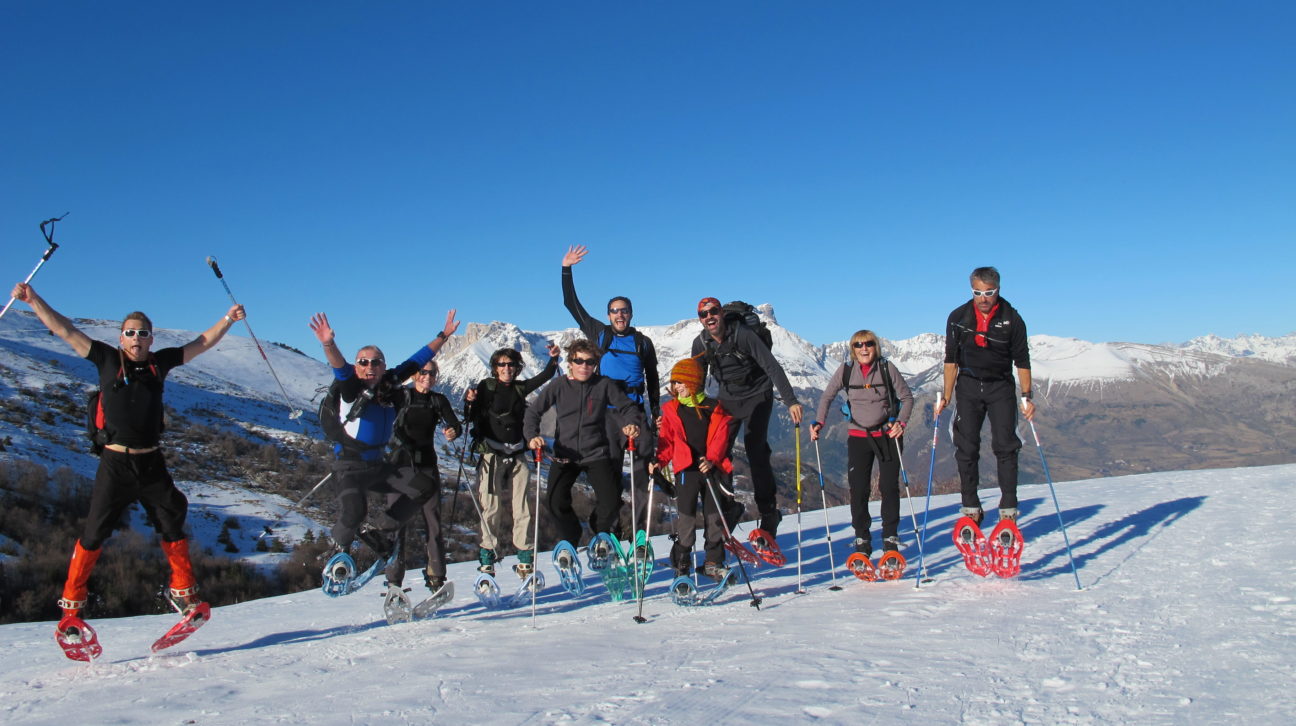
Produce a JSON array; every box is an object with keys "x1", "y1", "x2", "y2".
[{"x1": 3, "y1": 464, "x2": 1293, "y2": 724}]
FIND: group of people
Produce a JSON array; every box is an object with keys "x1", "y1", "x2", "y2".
[{"x1": 11, "y1": 256, "x2": 1036, "y2": 634}]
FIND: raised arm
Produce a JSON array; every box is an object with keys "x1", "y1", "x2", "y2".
[
  {"x1": 10, "y1": 283, "x2": 93, "y2": 357},
  {"x1": 182, "y1": 303, "x2": 245, "y2": 363},
  {"x1": 561, "y1": 245, "x2": 602, "y2": 338},
  {"x1": 310, "y1": 312, "x2": 348, "y2": 368}
]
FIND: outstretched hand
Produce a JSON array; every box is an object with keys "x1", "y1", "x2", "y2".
[
  {"x1": 441, "y1": 309, "x2": 460, "y2": 339},
  {"x1": 309, "y1": 313, "x2": 334, "y2": 345},
  {"x1": 562, "y1": 245, "x2": 588, "y2": 267},
  {"x1": 10, "y1": 282, "x2": 34, "y2": 304},
  {"x1": 546, "y1": 342, "x2": 561, "y2": 358}
]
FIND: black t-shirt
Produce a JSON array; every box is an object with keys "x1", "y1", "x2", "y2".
[{"x1": 87, "y1": 339, "x2": 184, "y2": 448}]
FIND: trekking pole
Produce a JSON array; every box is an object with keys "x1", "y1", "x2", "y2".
[
  {"x1": 1, "y1": 213, "x2": 66, "y2": 321},
  {"x1": 531, "y1": 447, "x2": 544, "y2": 625},
  {"x1": 1024, "y1": 404, "x2": 1083, "y2": 591},
  {"x1": 916, "y1": 393, "x2": 941, "y2": 586},
  {"x1": 794, "y1": 423, "x2": 805, "y2": 595},
  {"x1": 811, "y1": 436, "x2": 842, "y2": 591},
  {"x1": 257, "y1": 473, "x2": 333, "y2": 539},
  {"x1": 445, "y1": 398, "x2": 473, "y2": 525},
  {"x1": 205, "y1": 256, "x2": 304, "y2": 422},
  {"x1": 625, "y1": 436, "x2": 646, "y2": 622},
  {"x1": 633, "y1": 448, "x2": 654, "y2": 624},
  {"x1": 894, "y1": 434, "x2": 930, "y2": 586},
  {"x1": 706, "y1": 471, "x2": 762, "y2": 609}
]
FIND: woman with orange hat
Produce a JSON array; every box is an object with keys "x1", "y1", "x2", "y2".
[{"x1": 651, "y1": 357, "x2": 739, "y2": 581}]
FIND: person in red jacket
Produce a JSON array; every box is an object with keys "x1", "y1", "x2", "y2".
[{"x1": 651, "y1": 358, "x2": 739, "y2": 581}]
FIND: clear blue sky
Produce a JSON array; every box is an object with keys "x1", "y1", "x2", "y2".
[{"x1": 3, "y1": 1, "x2": 1292, "y2": 361}]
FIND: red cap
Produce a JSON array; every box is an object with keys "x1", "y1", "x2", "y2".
[{"x1": 697, "y1": 297, "x2": 721, "y2": 313}]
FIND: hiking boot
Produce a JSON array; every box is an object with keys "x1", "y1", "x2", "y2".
[
  {"x1": 669, "y1": 543, "x2": 692, "y2": 577},
  {"x1": 424, "y1": 572, "x2": 446, "y2": 593},
  {"x1": 759, "y1": 510, "x2": 782, "y2": 537},
  {"x1": 555, "y1": 549, "x2": 574, "y2": 570},
  {"x1": 592, "y1": 539, "x2": 611, "y2": 560},
  {"x1": 882, "y1": 536, "x2": 901, "y2": 553},
  {"x1": 702, "y1": 562, "x2": 729, "y2": 583},
  {"x1": 852, "y1": 537, "x2": 872, "y2": 556},
  {"x1": 517, "y1": 549, "x2": 534, "y2": 566},
  {"x1": 513, "y1": 562, "x2": 534, "y2": 578},
  {"x1": 358, "y1": 526, "x2": 397, "y2": 560},
  {"x1": 960, "y1": 506, "x2": 985, "y2": 526},
  {"x1": 999, "y1": 507, "x2": 1019, "y2": 522},
  {"x1": 477, "y1": 547, "x2": 496, "y2": 576}
]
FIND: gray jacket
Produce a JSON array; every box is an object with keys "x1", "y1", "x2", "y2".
[
  {"x1": 523, "y1": 374, "x2": 646, "y2": 465},
  {"x1": 815, "y1": 359, "x2": 914, "y2": 433}
]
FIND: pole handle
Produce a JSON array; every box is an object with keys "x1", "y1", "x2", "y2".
[{"x1": 206, "y1": 256, "x2": 224, "y2": 279}]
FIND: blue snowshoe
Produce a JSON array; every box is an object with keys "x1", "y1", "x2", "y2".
[
  {"x1": 473, "y1": 572, "x2": 502, "y2": 609},
  {"x1": 552, "y1": 540, "x2": 586, "y2": 596},
  {"x1": 507, "y1": 571, "x2": 546, "y2": 608},
  {"x1": 322, "y1": 541, "x2": 401, "y2": 598}
]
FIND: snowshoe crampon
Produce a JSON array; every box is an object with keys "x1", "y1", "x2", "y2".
[
  {"x1": 986, "y1": 518, "x2": 1025, "y2": 578},
  {"x1": 383, "y1": 585, "x2": 413, "y2": 625},
  {"x1": 507, "y1": 571, "x2": 545, "y2": 608},
  {"x1": 474, "y1": 573, "x2": 502, "y2": 609},
  {"x1": 845, "y1": 552, "x2": 878, "y2": 582},
  {"x1": 747, "y1": 529, "x2": 786, "y2": 566},
  {"x1": 411, "y1": 581, "x2": 455, "y2": 619},
  {"x1": 723, "y1": 536, "x2": 762, "y2": 566},
  {"x1": 552, "y1": 540, "x2": 586, "y2": 597},
  {"x1": 151, "y1": 601, "x2": 211, "y2": 653},
  {"x1": 876, "y1": 551, "x2": 906, "y2": 581},
  {"x1": 55, "y1": 616, "x2": 102, "y2": 662},
  {"x1": 953, "y1": 515, "x2": 992, "y2": 577}
]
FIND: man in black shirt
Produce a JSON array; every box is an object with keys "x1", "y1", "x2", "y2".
[
  {"x1": 934, "y1": 267, "x2": 1037, "y2": 524},
  {"x1": 11, "y1": 282, "x2": 243, "y2": 637}
]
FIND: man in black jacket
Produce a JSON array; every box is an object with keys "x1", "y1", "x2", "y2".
[
  {"x1": 691, "y1": 297, "x2": 803, "y2": 536},
  {"x1": 934, "y1": 267, "x2": 1037, "y2": 525}
]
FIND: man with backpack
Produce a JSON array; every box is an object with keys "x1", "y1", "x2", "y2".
[
  {"x1": 690, "y1": 297, "x2": 803, "y2": 537},
  {"x1": 933, "y1": 267, "x2": 1036, "y2": 525},
  {"x1": 560, "y1": 245, "x2": 660, "y2": 534},
  {"x1": 463, "y1": 344, "x2": 560, "y2": 578},
  {"x1": 10, "y1": 282, "x2": 244, "y2": 640},
  {"x1": 308, "y1": 310, "x2": 459, "y2": 562}
]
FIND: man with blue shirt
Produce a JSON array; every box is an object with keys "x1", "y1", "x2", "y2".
[
  {"x1": 561, "y1": 245, "x2": 660, "y2": 533},
  {"x1": 309, "y1": 310, "x2": 460, "y2": 554}
]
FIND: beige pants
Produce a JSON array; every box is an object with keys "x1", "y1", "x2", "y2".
[{"x1": 477, "y1": 450, "x2": 535, "y2": 552}]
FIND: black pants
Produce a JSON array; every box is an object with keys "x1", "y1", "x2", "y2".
[
  {"x1": 383, "y1": 464, "x2": 444, "y2": 584},
  {"x1": 672, "y1": 469, "x2": 734, "y2": 566},
  {"x1": 330, "y1": 459, "x2": 397, "y2": 548},
  {"x1": 847, "y1": 435, "x2": 901, "y2": 543},
  {"x1": 953, "y1": 377, "x2": 1021, "y2": 509},
  {"x1": 719, "y1": 391, "x2": 777, "y2": 518},
  {"x1": 604, "y1": 408, "x2": 655, "y2": 532},
  {"x1": 82, "y1": 449, "x2": 187, "y2": 549},
  {"x1": 546, "y1": 459, "x2": 620, "y2": 546}
]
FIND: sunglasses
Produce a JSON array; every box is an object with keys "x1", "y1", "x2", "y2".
[
  {"x1": 851, "y1": 340, "x2": 877, "y2": 349},
  {"x1": 608, "y1": 307, "x2": 631, "y2": 315},
  {"x1": 415, "y1": 369, "x2": 436, "y2": 377},
  {"x1": 356, "y1": 357, "x2": 385, "y2": 367},
  {"x1": 495, "y1": 361, "x2": 521, "y2": 369},
  {"x1": 971, "y1": 288, "x2": 999, "y2": 298},
  {"x1": 121, "y1": 329, "x2": 152, "y2": 338},
  {"x1": 698, "y1": 307, "x2": 722, "y2": 319},
  {"x1": 570, "y1": 357, "x2": 598, "y2": 366}
]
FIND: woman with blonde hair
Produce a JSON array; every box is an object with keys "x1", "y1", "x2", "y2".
[{"x1": 811, "y1": 330, "x2": 914, "y2": 560}]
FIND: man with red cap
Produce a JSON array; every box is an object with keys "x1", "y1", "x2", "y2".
[{"x1": 690, "y1": 297, "x2": 803, "y2": 537}]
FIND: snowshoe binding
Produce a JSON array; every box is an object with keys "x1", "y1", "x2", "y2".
[
  {"x1": 986, "y1": 517, "x2": 1025, "y2": 578},
  {"x1": 552, "y1": 540, "x2": 586, "y2": 596},
  {"x1": 747, "y1": 528, "x2": 786, "y2": 566}
]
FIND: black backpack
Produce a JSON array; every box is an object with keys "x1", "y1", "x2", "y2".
[
  {"x1": 318, "y1": 380, "x2": 384, "y2": 457},
  {"x1": 721, "y1": 301, "x2": 773, "y2": 349},
  {"x1": 85, "y1": 355, "x2": 160, "y2": 455}
]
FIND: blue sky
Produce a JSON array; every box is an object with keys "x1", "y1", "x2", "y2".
[{"x1": 3, "y1": 1, "x2": 1292, "y2": 361}]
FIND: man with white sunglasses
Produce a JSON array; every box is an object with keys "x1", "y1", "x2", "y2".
[
  {"x1": 934, "y1": 266, "x2": 1036, "y2": 525},
  {"x1": 10, "y1": 282, "x2": 243, "y2": 641}
]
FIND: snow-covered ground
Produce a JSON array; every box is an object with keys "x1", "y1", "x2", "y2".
[{"x1": 3, "y1": 464, "x2": 1293, "y2": 725}]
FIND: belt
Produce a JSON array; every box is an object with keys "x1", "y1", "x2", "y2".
[{"x1": 103, "y1": 444, "x2": 159, "y2": 455}]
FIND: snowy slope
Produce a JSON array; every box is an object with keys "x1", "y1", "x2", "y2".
[{"x1": 2, "y1": 464, "x2": 1293, "y2": 724}]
